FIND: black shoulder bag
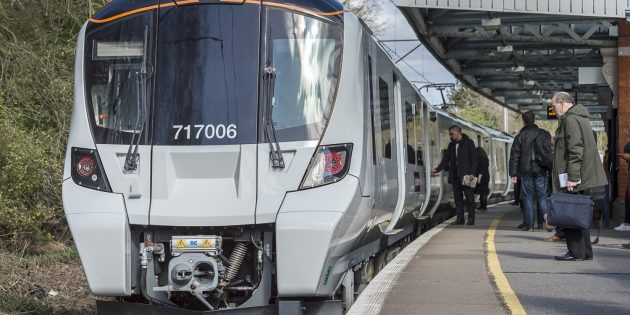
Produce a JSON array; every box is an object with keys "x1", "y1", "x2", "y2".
[{"x1": 547, "y1": 193, "x2": 593, "y2": 230}]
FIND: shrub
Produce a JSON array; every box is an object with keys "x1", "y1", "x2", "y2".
[{"x1": 0, "y1": 1, "x2": 110, "y2": 252}]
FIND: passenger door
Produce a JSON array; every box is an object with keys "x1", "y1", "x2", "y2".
[
  {"x1": 423, "y1": 108, "x2": 443, "y2": 217},
  {"x1": 372, "y1": 70, "x2": 399, "y2": 231}
]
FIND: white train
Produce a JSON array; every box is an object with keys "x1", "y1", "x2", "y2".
[{"x1": 62, "y1": 0, "x2": 513, "y2": 313}]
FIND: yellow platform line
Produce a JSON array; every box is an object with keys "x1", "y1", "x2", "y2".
[{"x1": 486, "y1": 214, "x2": 527, "y2": 315}]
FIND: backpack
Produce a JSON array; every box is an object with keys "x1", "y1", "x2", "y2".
[{"x1": 532, "y1": 130, "x2": 553, "y2": 169}]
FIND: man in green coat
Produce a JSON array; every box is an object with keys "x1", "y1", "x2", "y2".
[{"x1": 550, "y1": 91, "x2": 607, "y2": 261}]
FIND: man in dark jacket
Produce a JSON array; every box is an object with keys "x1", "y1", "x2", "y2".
[
  {"x1": 509, "y1": 111, "x2": 553, "y2": 231},
  {"x1": 551, "y1": 92, "x2": 607, "y2": 261},
  {"x1": 432, "y1": 125, "x2": 478, "y2": 225}
]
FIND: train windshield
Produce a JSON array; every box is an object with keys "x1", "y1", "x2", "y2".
[
  {"x1": 84, "y1": 4, "x2": 342, "y2": 145},
  {"x1": 84, "y1": 12, "x2": 154, "y2": 144},
  {"x1": 266, "y1": 8, "x2": 343, "y2": 142}
]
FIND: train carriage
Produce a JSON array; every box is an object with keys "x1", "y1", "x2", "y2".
[{"x1": 62, "y1": 1, "x2": 514, "y2": 313}]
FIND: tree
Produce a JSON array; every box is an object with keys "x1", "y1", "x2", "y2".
[
  {"x1": 0, "y1": 0, "x2": 111, "y2": 250},
  {"x1": 342, "y1": 0, "x2": 386, "y2": 33},
  {"x1": 447, "y1": 85, "x2": 502, "y2": 131}
]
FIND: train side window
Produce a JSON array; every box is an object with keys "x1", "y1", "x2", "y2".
[
  {"x1": 368, "y1": 56, "x2": 376, "y2": 165},
  {"x1": 405, "y1": 101, "x2": 415, "y2": 165},
  {"x1": 379, "y1": 78, "x2": 392, "y2": 159},
  {"x1": 415, "y1": 100, "x2": 424, "y2": 166}
]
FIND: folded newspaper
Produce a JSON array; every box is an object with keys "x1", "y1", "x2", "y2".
[
  {"x1": 558, "y1": 173, "x2": 581, "y2": 188},
  {"x1": 462, "y1": 175, "x2": 478, "y2": 188}
]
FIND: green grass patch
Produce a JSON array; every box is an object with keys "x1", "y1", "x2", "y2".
[
  {"x1": 31, "y1": 247, "x2": 80, "y2": 264},
  {"x1": 0, "y1": 292, "x2": 55, "y2": 315}
]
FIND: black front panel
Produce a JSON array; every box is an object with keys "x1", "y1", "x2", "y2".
[{"x1": 152, "y1": 5, "x2": 260, "y2": 145}]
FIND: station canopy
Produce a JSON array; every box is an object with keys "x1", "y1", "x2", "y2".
[{"x1": 395, "y1": 0, "x2": 629, "y2": 119}]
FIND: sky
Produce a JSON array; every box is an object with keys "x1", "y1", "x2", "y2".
[{"x1": 371, "y1": 0, "x2": 457, "y2": 105}]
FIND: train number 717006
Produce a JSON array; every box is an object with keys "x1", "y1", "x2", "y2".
[{"x1": 172, "y1": 124, "x2": 237, "y2": 140}]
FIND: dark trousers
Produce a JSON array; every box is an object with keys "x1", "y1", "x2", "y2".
[
  {"x1": 479, "y1": 193, "x2": 488, "y2": 209},
  {"x1": 453, "y1": 182, "x2": 475, "y2": 222},
  {"x1": 555, "y1": 227, "x2": 566, "y2": 238},
  {"x1": 564, "y1": 189, "x2": 595, "y2": 259},
  {"x1": 625, "y1": 191, "x2": 630, "y2": 224},
  {"x1": 565, "y1": 227, "x2": 593, "y2": 259}
]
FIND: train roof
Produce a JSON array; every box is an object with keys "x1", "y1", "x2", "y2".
[
  {"x1": 89, "y1": 0, "x2": 345, "y2": 25},
  {"x1": 433, "y1": 108, "x2": 513, "y2": 141}
]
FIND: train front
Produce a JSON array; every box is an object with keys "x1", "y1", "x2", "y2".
[{"x1": 62, "y1": 0, "x2": 354, "y2": 312}]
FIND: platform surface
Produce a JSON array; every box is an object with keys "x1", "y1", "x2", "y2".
[{"x1": 372, "y1": 203, "x2": 630, "y2": 315}]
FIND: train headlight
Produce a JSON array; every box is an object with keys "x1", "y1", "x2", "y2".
[
  {"x1": 71, "y1": 147, "x2": 111, "y2": 192},
  {"x1": 299, "y1": 144, "x2": 352, "y2": 190}
]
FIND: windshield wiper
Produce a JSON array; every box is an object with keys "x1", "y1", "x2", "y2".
[
  {"x1": 263, "y1": 63, "x2": 284, "y2": 169},
  {"x1": 124, "y1": 26, "x2": 152, "y2": 172}
]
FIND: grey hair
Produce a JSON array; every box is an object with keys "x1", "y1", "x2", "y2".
[{"x1": 552, "y1": 91, "x2": 574, "y2": 105}]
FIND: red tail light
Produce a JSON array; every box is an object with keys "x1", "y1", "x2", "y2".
[
  {"x1": 300, "y1": 144, "x2": 352, "y2": 190},
  {"x1": 324, "y1": 151, "x2": 346, "y2": 175},
  {"x1": 71, "y1": 148, "x2": 111, "y2": 192},
  {"x1": 76, "y1": 156, "x2": 96, "y2": 177}
]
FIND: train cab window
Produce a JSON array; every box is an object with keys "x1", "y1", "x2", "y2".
[
  {"x1": 84, "y1": 12, "x2": 154, "y2": 144},
  {"x1": 265, "y1": 8, "x2": 343, "y2": 142},
  {"x1": 379, "y1": 78, "x2": 392, "y2": 159}
]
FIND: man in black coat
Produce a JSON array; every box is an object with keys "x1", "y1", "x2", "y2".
[
  {"x1": 509, "y1": 111, "x2": 552, "y2": 231},
  {"x1": 433, "y1": 125, "x2": 479, "y2": 225}
]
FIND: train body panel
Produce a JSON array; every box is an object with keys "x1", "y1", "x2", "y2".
[
  {"x1": 62, "y1": 180, "x2": 131, "y2": 295},
  {"x1": 256, "y1": 140, "x2": 319, "y2": 224},
  {"x1": 150, "y1": 144, "x2": 258, "y2": 226},
  {"x1": 63, "y1": 1, "x2": 515, "y2": 312},
  {"x1": 63, "y1": 23, "x2": 94, "y2": 181}
]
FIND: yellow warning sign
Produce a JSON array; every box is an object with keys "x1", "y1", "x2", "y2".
[
  {"x1": 176, "y1": 239, "x2": 186, "y2": 248},
  {"x1": 201, "y1": 239, "x2": 212, "y2": 248}
]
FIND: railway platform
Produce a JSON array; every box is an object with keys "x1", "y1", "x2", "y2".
[{"x1": 349, "y1": 202, "x2": 630, "y2": 315}]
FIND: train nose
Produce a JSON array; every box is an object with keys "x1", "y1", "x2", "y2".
[{"x1": 149, "y1": 145, "x2": 258, "y2": 226}]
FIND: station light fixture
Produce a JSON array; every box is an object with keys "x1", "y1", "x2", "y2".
[
  {"x1": 497, "y1": 45, "x2": 513, "y2": 55},
  {"x1": 481, "y1": 18, "x2": 501, "y2": 31}
]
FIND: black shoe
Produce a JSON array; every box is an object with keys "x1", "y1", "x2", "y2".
[
  {"x1": 466, "y1": 221, "x2": 475, "y2": 225},
  {"x1": 537, "y1": 223, "x2": 543, "y2": 230},
  {"x1": 585, "y1": 256, "x2": 593, "y2": 260},
  {"x1": 622, "y1": 243, "x2": 630, "y2": 249},
  {"x1": 517, "y1": 223, "x2": 526, "y2": 229},
  {"x1": 479, "y1": 207, "x2": 487, "y2": 211},
  {"x1": 453, "y1": 219, "x2": 465, "y2": 225},
  {"x1": 519, "y1": 225, "x2": 531, "y2": 231},
  {"x1": 554, "y1": 254, "x2": 583, "y2": 261}
]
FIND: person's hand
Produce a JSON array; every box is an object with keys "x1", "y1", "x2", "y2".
[
  {"x1": 431, "y1": 168, "x2": 438, "y2": 176},
  {"x1": 566, "y1": 180, "x2": 579, "y2": 192},
  {"x1": 511, "y1": 177, "x2": 518, "y2": 184},
  {"x1": 618, "y1": 153, "x2": 630, "y2": 161}
]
